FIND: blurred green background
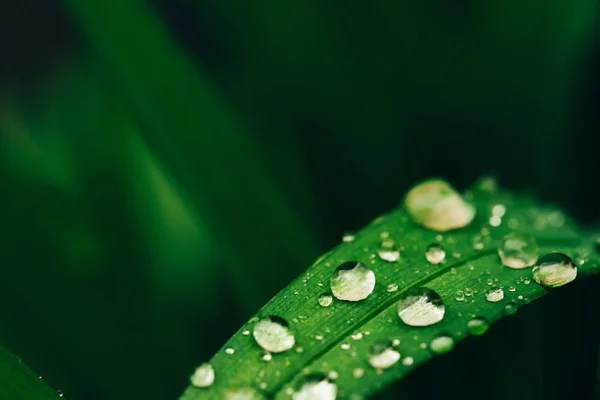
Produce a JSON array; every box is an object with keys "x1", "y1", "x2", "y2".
[{"x1": 1, "y1": 1, "x2": 599, "y2": 399}]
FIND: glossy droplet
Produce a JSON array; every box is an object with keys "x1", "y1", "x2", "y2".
[
  {"x1": 253, "y1": 316, "x2": 295, "y2": 353},
  {"x1": 352, "y1": 368, "x2": 364, "y2": 379},
  {"x1": 318, "y1": 294, "x2": 333, "y2": 307},
  {"x1": 368, "y1": 340, "x2": 401, "y2": 369},
  {"x1": 224, "y1": 386, "x2": 266, "y2": 400},
  {"x1": 386, "y1": 283, "x2": 399, "y2": 293},
  {"x1": 485, "y1": 287, "x2": 504, "y2": 303},
  {"x1": 430, "y1": 335, "x2": 455, "y2": 355},
  {"x1": 377, "y1": 239, "x2": 400, "y2": 262},
  {"x1": 405, "y1": 179, "x2": 475, "y2": 232},
  {"x1": 532, "y1": 253, "x2": 577, "y2": 288},
  {"x1": 503, "y1": 301, "x2": 519, "y2": 316},
  {"x1": 190, "y1": 363, "x2": 215, "y2": 388},
  {"x1": 402, "y1": 357, "x2": 414, "y2": 366},
  {"x1": 467, "y1": 317, "x2": 489, "y2": 336},
  {"x1": 293, "y1": 374, "x2": 337, "y2": 400},
  {"x1": 498, "y1": 232, "x2": 539, "y2": 269},
  {"x1": 455, "y1": 290, "x2": 465, "y2": 301},
  {"x1": 342, "y1": 231, "x2": 356, "y2": 242},
  {"x1": 330, "y1": 262, "x2": 376, "y2": 301},
  {"x1": 398, "y1": 287, "x2": 445, "y2": 327},
  {"x1": 425, "y1": 243, "x2": 446, "y2": 264}
]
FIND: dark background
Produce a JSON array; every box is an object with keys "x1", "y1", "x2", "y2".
[{"x1": 1, "y1": 1, "x2": 599, "y2": 399}]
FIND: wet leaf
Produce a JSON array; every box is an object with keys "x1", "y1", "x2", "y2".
[{"x1": 0, "y1": 346, "x2": 61, "y2": 399}]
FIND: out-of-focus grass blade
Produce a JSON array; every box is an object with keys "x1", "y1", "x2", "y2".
[{"x1": 0, "y1": 346, "x2": 61, "y2": 400}]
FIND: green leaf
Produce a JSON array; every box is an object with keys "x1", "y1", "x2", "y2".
[
  {"x1": 180, "y1": 178, "x2": 599, "y2": 399},
  {"x1": 0, "y1": 346, "x2": 61, "y2": 399}
]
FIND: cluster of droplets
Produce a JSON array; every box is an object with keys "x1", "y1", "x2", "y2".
[{"x1": 190, "y1": 178, "x2": 587, "y2": 399}]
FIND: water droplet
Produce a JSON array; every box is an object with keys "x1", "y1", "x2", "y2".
[
  {"x1": 467, "y1": 317, "x2": 489, "y2": 336},
  {"x1": 397, "y1": 287, "x2": 445, "y2": 327},
  {"x1": 498, "y1": 232, "x2": 539, "y2": 269},
  {"x1": 224, "y1": 386, "x2": 265, "y2": 400},
  {"x1": 386, "y1": 283, "x2": 399, "y2": 293},
  {"x1": 430, "y1": 335, "x2": 455, "y2": 355},
  {"x1": 402, "y1": 356, "x2": 414, "y2": 366},
  {"x1": 368, "y1": 340, "x2": 401, "y2": 369},
  {"x1": 532, "y1": 253, "x2": 577, "y2": 288},
  {"x1": 341, "y1": 343, "x2": 350, "y2": 350},
  {"x1": 405, "y1": 179, "x2": 476, "y2": 232},
  {"x1": 328, "y1": 370, "x2": 339, "y2": 380},
  {"x1": 225, "y1": 348, "x2": 235, "y2": 355},
  {"x1": 330, "y1": 262, "x2": 376, "y2": 301},
  {"x1": 489, "y1": 215, "x2": 502, "y2": 227},
  {"x1": 455, "y1": 290, "x2": 465, "y2": 301},
  {"x1": 318, "y1": 294, "x2": 333, "y2": 307},
  {"x1": 253, "y1": 316, "x2": 295, "y2": 353},
  {"x1": 242, "y1": 330, "x2": 250, "y2": 335},
  {"x1": 485, "y1": 287, "x2": 504, "y2": 303},
  {"x1": 464, "y1": 288, "x2": 473, "y2": 297},
  {"x1": 392, "y1": 338, "x2": 400, "y2": 346},
  {"x1": 492, "y1": 204, "x2": 506, "y2": 217},
  {"x1": 352, "y1": 332, "x2": 363, "y2": 341},
  {"x1": 503, "y1": 301, "x2": 519, "y2": 316},
  {"x1": 293, "y1": 374, "x2": 337, "y2": 400},
  {"x1": 342, "y1": 231, "x2": 356, "y2": 242},
  {"x1": 352, "y1": 368, "x2": 365, "y2": 379},
  {"x1": 377, "y1": 239, "x2": 400, "y2": 262},
  {"x1": 508, "y1": 286, "x2": 516, "y2": 292},
  {"x1": 190, "y1": 363, "x2": 215, "y2": 388},
  {"x1": 262, "y1": 352, "x2": 272, "y2": 361},
  {"x1": 425, "y1": 243, "x2": 446, "y2": 264}
]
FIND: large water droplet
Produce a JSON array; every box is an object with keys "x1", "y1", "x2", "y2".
[
  {"x1": 318, "y1": 294, "x2": 333, "y2": 307},
  {"x1": 190, "y1": 363, "x2": 215, "y2": 388},
  {"x1": 485, "y1": 287, "x2": 504, "y2": 303},
  {"x1": 430, "y1": 335, "x2": 455, "y2": 355},
  {"x1": 368, "y1": 340, "x2": 401, "y2": 369},
  {"x1": 253, "y1": 316, "x2": 295, "y2": 353},
  {"x1": 224, "y1": 386, "x2": 266, "y2": 400},
  {"x1": 293, "y1": 374, "x2": 337, "y2": 400},
  {"x1": 425, "y1": 243, "x2": 446, "y2": 264},
  {"x1": 330, "y1": 262, "x2": 376, "y2": 301},
  {"x1": 405, "y1": 179, "x2": 475, "y2": 232},
  {"x1": 397, "y1": 287, "x2": 445, "y2": 327},
  {"x1": 498, "y1": 232, "x2": 539, "y2": 269},
  {"x1": 377, "y1": 239, "x2": 400, "y2": 262},
  {"x1": 532, "y1": 253, "x2": 577, "y2": 288},
  {"x1": 467, "y1": 317, "x2": 489, "y2": 336}
]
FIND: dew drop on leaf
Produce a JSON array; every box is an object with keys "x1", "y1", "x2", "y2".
[
  {"x1": 467, "y1": 317, "x2": 489, "y2": 336},
  {"x1": 253, "y1": 316, "x2": 295, "y2": 353},
  {"x1": 455, "y1": 290, "x2": 465, "y2": 301},
  {"x1": 330, "y1": 262, "x2": 376, "y2": 301},
  {"x1": 402, "y1": 357, "x2": 414, "y2": 366},
  {"x1": 503, "y1": 301, "x2": 519, "y2": 316},
  {"x1": 425, "y1": 243, "x2": 446, "y2": 264},
  {"x1": 430, "y1": 335, "x2": 455, "y2": 355},
  {"x1": 190, "y1": 363, "x2": 215, "y2": 388},
  {"x1": 342, "y1": 231, "x2": 356, "y2": 243},
  {"x1": 532, "y1": 253, "x2": 577, "y2": 288},
  {"x1": 405, "y1": 179, "x2": 476, "y2": 232},
  {"x1": 224, "y1": 386, "x2": 266, "y2": 400},
  {"x1": 498, "y1": 232, "x2": 539, "y2": 269},
  {"x1": 377, "y1": 239, "x2": 400, "y2": 262},
  {"x1": 318, "y1": 294, "x2": 333, "y2": 307},
  {"x1": 368, "y1": 340, "x2": 401, "y2": 369},
  {"x1": 352, "y1": 368, "x2": 365, "y2": 379},
  {"x1": 386, "y1": 283, "x2": 399, "y2": 293},
  {"x1": 397, "y1": 287, "x2": 445, "y2": 327},
  {"x1": 485, "y1": 287, "x2": 504, "y2": 303},
  {"x1": 292, "y1": 373, "x2": 337, "y2": 400}
]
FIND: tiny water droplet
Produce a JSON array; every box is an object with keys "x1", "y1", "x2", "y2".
[
  {"x1": 532, "y1": 253, "x2": 577, "y2": 288},
  {"x1": 467, "y1": 317, "x2": 489, "y2": 336},
  {"x1": 328, "y1": 370, "x2": 339, "y2": 380},
  {"x1": 492, "y1": 204, "x2": 506, "y2": 217},
  {"x1": 352, "y1": 368, "x2": 365, "y2": 379},
  {"x1": 386, "y1": 283, "x2": 399, "y2": 293},
  {"x1": 341, "y1": 343, "x2": 350, "y2": 350},
  {"x1": 342, "y1": 231, "x2": 356, "y2": 242},
  {"x1": 464, "y1": 288, "x2": 473, "y2": 297},
  {"x1": 425, "y1": 243, "x2": 446, "y2": 264},
  {"x1": 489, "y1": 215, "x2": 502, "y2": 227},
  {"x1": 378, "y1": 239, "x2": 400, "y2": 262},
  {"x1": 498, "y1": 232, "x2": 539, "y2": 269},
  {"x1": 253, "y1": 316, "x2": 295, "y2": 353},
  {"x1": 402, "y1": 356, "x2": 414, "y2": 366},
  {"x1": 262, "y1": 352, "x2": 272, "y2": 361},
  {"x1": 368, "y1": 340, "x2": 401, "y2": 369},
  {"x1": 392, "y1": 338, "x2": 400, "y2": 346},
  {"x1": 318, "y1": 294, "x2": 333, "y2": 307},
  {"x1": 242, "y1": 330, "x2": 250, "y2": 335},
  {"x1": 293, "y1": 374, "x2": 337, "y2": 400},
  {"x1": 352, "y1": 332, "x2": 363, "y2": 341},
  {"x1": 190, "y1": 363, "x2": 215, "y2": 388},
  {"x1": 508, "y1": 286, "x2": 516, "y2": 292},
  {"x1": 485, "y1": 287, "x2": 504, "y2": 303},
  {"x1": 397, "y1": 287, "x2": 445, "y2": 327},
  {"x1": 224, "y1": 386, "x2": 265, "y2": 400},
  {"x1": 330, "y1": 262, "x2": 376, "y2": 301},
  {"x1": 405, "y1": 179, "x2": 476, "y2": 232},
  {"x1": 225, "y1": 348, "x2": 235, "y2": 355},
  {"x1": 455, "y1": 290, "x2": 465, "y2": 301},
  {"x1": 430, "y1": 335, "x2": 455, "y2": 355},
  {"x1": 503, "y1": 301, "x2": 519, "y2": 316}
]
